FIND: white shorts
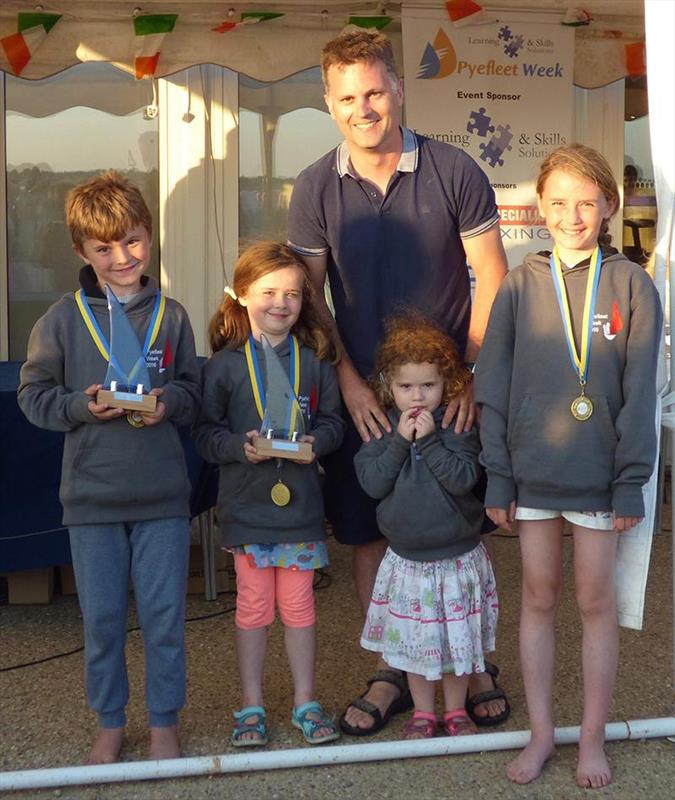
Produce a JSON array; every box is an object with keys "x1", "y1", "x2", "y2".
[{"x1": 515, "y1": 506, "x2": 614, "y2": 531}]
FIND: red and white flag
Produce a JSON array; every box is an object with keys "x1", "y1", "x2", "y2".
[
  {"x1": 445, "y1": 0, "x2": 494, "y2": 27},
  {"x1": 1, "y1": 12, "x2": 61, "y2": 76},
  {"x1": 134, "y1": 13, "x2": 178, "y2": 79}
]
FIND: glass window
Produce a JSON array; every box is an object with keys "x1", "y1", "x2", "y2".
[
  {"x1": 239, "y1": 67, "x2": 342, "y2": 246},
  {"x1": 623, "y1": 76, "x2": 655, "y2": 266},
  {"x1": 6, "y1": 62, "x2": 159, "y2": 359}
]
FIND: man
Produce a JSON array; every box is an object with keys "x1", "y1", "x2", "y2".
[{"x1": 288, "y1": 29, "x2": 509, "y2": 735}]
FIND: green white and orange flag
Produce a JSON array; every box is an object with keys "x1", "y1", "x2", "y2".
[
  {"x1": 212, "y1": 11, "x2": 283, "y2": 33},
  {"x1": 1, "y1": 12, "x2": 61, "y2": 76},
  {"x1": 134, "y1": 13, "x2": 178, "y2": 79}
]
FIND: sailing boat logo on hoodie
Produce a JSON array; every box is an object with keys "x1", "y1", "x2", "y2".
[
  {"x1": 158, "y1": 339, "x2": 174, "y2": 373},
  {"x1": 595, "y1": 301, "x2": 624, "y2": 341}
]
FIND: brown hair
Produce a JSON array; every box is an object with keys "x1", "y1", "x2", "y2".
[
  {"x1": 65, "y1": 170, "x2": 152, "y2": 249},
  {"x1": 372, "y1": 314, "x2": 470, "y2": 409},
  {"x1": 536, "y1": 144, "x2": 620, "y2": 247},
  {"x1": 208, "y1": 241, "x2": 337, "y2": 362},
  {"x1": 321, "y1": 29, "x2": 399, "y2": 89}
]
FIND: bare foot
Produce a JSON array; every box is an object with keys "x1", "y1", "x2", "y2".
[
  {"x1": 506, "y1": 735, "x2": 555, "y2": 784},
  {"x1": 468, "y1": 671, "x2": 507, "y2": 721},
  {"x1": 87, "y1": 727, "x2": 124, "y2": 764},
  {"x1": 150, "y1": 725, "x2": 181, "y2": 760},
  {"x1": 577, "y1": 737, "x2": 612, "y2": 789},
  {"x1": 342, "y1": 680, "x2": 402, "y2": 732}
]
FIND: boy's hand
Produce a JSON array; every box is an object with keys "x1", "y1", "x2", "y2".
[
  {"x1": 486, "y1": 502, "x2": 516, "y2": 532},
  {"x1": 413, "y1": 409, "x2": 435, "y2": 439},
  {"x1": 243, "y1": 430, "x2": 272, "y2": 463},
  {"x1": 84, "y1": 383, "x2": 125, "y2": 421},
  {"x1": 397, "y1": 409, "x2": 416, "y2": 441},
  {"x1": 614, "y1": 515, "x2": 642, "y2": 533},
  {"x1": 138, "y1": 388, "x2": 167, "y2": 427}
]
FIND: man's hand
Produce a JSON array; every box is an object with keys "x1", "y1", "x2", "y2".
[
  {"x1": 243, "y1": 430, "x2": 272, "y2": 464},
  {"x1": 340, "y1": 371, "x2": 391, "y2": 443},
  {"x1": 85, "y1": 383, "x2": 125, "y2": 421},
  {"x1": 486, "y1": 501, "x2": 516, "y2": 532},
  {"x1": 614, "y1": 515, "x2": 642, "y2": 533},
  {"x1": 441, "y1": 380, "x2": 476, "y2": 433}
]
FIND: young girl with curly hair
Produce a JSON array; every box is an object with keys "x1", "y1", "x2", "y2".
[
  {"x1": 354, "y1": 315, "x2": 499, "y2": 740},
  {"x1": 194, "y1": 241, "x2": 344, "y2": 747}
]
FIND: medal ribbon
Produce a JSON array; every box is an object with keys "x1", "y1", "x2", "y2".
[
  {"x1": 549, "y1": 246, "x2": 602, "y2": 384},
  {"x1": 75, "y1": 288, "x2": 165, "y2": 376},
  {"x1": 245, "y1": 334, "x2": 301, "y2": 436}
]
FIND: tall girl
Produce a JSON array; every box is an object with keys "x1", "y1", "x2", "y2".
[
  {"x1": 355, "y1": 315, "x2": 499, "y2": 740},
  {"x1": 194, "y1": 242, "x2": 344, "y2": 746},
  {"x1": 475, "y1": 145, "x2": 662, "y2": 788}
]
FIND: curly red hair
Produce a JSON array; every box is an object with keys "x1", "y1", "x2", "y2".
[{"x1": 372, "y1": 314, "x2": 470, "y2": 409}]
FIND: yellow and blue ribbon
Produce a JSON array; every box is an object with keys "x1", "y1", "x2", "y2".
[
  {"x1": 245, "y1": 334, "x2": 301, "y2": 437},
  {"x1": 549, "y1": 246, "x2": 602, "y2": 384}
]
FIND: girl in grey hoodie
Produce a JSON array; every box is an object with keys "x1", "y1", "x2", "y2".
[{"x1": 475, "y1": 145, "x2": 662, "y2": 790}]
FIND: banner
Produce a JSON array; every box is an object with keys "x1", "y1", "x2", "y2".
[{"x1": 402, "y1": 7, "x2": 574, "y2": 267}]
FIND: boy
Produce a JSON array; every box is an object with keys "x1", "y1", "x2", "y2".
[{"x1": 18, "y1": 171, "x2": 200, "y2": 763}]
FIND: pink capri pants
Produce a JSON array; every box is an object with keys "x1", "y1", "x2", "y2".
[{"x1": 234, "y1": 554, "x2": 316, "y2": 630}]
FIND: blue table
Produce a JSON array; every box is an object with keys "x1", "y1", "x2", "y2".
[{"x1": 0, "y1": 361, "x2": 217, "y2": 573}]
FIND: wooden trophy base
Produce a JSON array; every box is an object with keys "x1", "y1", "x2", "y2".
[
  {"x1": 254, "y1": 437, "x2": 313, "y2": 464},
  {"x1": 96, "y1": 388, "x2": 157, "y2": 413}
]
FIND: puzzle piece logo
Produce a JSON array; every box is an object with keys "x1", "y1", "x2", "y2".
[
  {"x1": 479, "y1": 124, "x2": 513, "y2": 168},
  {"x1": 417, "y1": 28, "x2": 457, "y2": 79},
  {"x1": 498, "y1": 25, "x2": 525, "y2": 58},
  {"x1": 467, "y1": 108, "x2": 494, "y2": 137}
]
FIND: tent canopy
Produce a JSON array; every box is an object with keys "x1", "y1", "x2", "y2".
[{"x1": 1, "y1": 1, "x2": 645, "y2": 87}]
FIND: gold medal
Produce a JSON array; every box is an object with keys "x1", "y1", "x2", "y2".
[
  {"x1": 571, "y1": 394, "x2": 593, "y2": 421},
  {"x1": 271, "y1": 480, "x2": 291, "y2": 506},
  {"x1": 126, "y1": 411, "x2": 145, "y2": 428}
]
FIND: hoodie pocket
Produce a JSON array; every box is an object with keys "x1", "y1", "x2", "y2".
[{"x1": 509, "y1": 393, "x2": 617, "y2": 494}]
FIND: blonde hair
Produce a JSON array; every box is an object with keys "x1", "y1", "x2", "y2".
[
  {"x1": 65, "y1": 170, "x2": 152, "y2": 249},
  {"x1": 536, "y1": 144, "x2": 619, "y2": 247},
  {"x1": 321, "y1": 29, "x2": 398, "y2": 89},
  {"x1": 372, "y1": 314, "x2": 470, "y2": 409},
  {"x1": 208, "y1": 241, "x2": 337, "y2": 362}
]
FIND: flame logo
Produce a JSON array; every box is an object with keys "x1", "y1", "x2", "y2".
[{"x1": 417, "y1": 28, "x2": 457, "y2": 80}]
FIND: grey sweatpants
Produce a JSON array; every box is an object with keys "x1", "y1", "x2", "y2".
[{"x1": 69, "y1": 517, "x2": 189, "y2": 728}]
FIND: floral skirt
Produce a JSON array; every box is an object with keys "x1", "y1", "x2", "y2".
[{"x1": 360, "y1": 544, "x2": 498, "y2": 680}]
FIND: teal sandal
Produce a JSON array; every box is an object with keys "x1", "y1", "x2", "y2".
[
  {"x1": 231, "y1": 705, "x2": 268, "y2": 747},
  {"x1": 292, "y1": 700, "x2": 340, "y2": 745}
]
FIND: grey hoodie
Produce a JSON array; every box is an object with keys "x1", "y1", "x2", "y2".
[
  {"x1": 475, "y1": 249, "x2": 662, "y2": 517},
  {"x1": 192, "y1": 338, "x2": 344, "y2": 547},
  {"x1": 18, "y1": 267, "x2": 201, "y2": 525},
  {"x1": 354, "y1": 408, "x2": 484, "y2": 562}
]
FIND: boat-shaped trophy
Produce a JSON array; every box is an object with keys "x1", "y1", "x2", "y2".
[
  {"x1": 253, "y1": 335, "x2": 312, "y2": 464},
  {"x1": 96, "y1": 285, "x2": 157, "y2": 415}
]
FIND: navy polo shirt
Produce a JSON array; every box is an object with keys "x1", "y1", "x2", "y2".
[{"x1": 288, "y1": 127, "x2": 499, "y2": 379}]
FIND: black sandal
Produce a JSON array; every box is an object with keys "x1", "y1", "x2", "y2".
[
  {"x1": 465, "y1": 661, "x2": 511, "y2": 727},
  {"x1": 339, "y1": 669, "x2": 413, "y2": 737}
]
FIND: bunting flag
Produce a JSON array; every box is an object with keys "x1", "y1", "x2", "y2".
[
  {"x1": 445, "y1": 0, "x2": 493, "y2": 27},
  {"x1": 134, "y1": 13, "x2": 178, "y2": 79},
  {"x1": 212, "y1": 11, "x2": 284, "y2": 33},
  {"x1": 561, "y1": 7, "x2": 594, "y2": 26},
  {"x1": 624, "y1": 41, "x2": 646, "y2": 77},
  {"x1": 348, "y1": 16, "x2": 393, "y2": 31},
  {"x1": 1, "y1": 12, "x2": 61, "y2": 76}
]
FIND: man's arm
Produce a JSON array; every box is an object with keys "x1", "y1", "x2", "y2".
[
  {"x1": 463, "y1": 224, "x2": 508, "y2": 362},
  {"x1": 298, "y1": 253, "x2": 391, "y2": 442},
  {"x1": 442, "y1": 224, "x2": 508, "y2": 432}
]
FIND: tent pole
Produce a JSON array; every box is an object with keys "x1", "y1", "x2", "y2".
[{"x1": 1, "y1": 719, "x2": 675, "y2": 791}]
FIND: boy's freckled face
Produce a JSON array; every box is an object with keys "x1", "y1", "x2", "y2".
[
  {"x1": 391, "y1": 362, "x2": 444, "y2": 415},
  {"x1": 76, "y1": 225, "x2": 151, "y2": 297}
]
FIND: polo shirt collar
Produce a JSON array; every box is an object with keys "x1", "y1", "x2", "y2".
[{"x1": 336, "y1": 126, "x2": 418, "y2": 178}]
